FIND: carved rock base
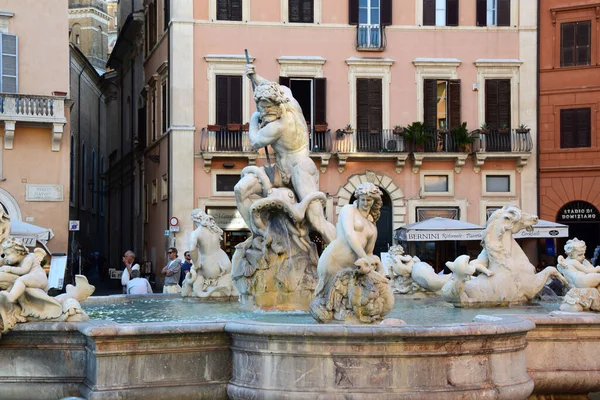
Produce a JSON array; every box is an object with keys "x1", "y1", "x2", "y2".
[{"x1": 560, "y1": 288, "x2": 600, "y2": 312}]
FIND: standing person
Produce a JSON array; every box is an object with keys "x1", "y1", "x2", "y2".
[
  {"x1": 180, "y1": 251, "x2": 193, "y2": 285},
  {"x1": 121, "y1": 250, "x2": 139, "y2": 294},
  {"x1": 126, "y1": 269, "x2": 153, "y2": 294},
  {"x1": 162, "y1": 247, "x2": 182, "y2": 293}
]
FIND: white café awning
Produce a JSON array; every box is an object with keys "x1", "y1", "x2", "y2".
[
  {"x1": 395, "y1": 217, "x2": 485, "y2": 242},
  {"x1": 395, "y1": 218, "x2": 569, "y2": 242},
  {"x1": 513, "y1": 219, "x2": 569, "y2": 239},
  {"x1": 10, "y1": 220, "x2": 54, "y2": 247}
]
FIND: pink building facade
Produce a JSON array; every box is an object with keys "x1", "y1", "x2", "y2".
[
  {"x1": 141, "y1": 0, "x2": 538, "y2": 280},
  {"x1": 0, "y1": 1, "x2": 71, "y2": 254}
]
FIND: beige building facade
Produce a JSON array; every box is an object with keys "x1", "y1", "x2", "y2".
[
  {"x1": 0, "y1": 1, "x2": 71, "y2": 254},
  {"x1": 136, "y1": 0, "x2": 538, "y2": 282}
]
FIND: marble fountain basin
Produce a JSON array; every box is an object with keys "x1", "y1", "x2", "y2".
[{"x1": 0, "y1": 295, "x2": 599, "y2": 400}]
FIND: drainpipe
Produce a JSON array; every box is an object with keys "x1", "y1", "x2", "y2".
[
  {"x1": 131, "y1": 62, "x2": 135, "y2": 254},
  {"x1": 536, "y1": 0, "x2": 542, "y2": 260},
  {"x1": 71, "y1": 65, "x2": 85, "y2": 283}
]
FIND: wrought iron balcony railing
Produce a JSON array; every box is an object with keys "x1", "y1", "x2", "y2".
[
  {"x1": 309, "y1": 129, "x2": 333, "y2": 153},
  {"x1": 476, "y1": 129, "x2": 533, "y2": 153},
  {"x1": 356, "y1": 24, "x2": 386, "y2": 51},
  {"x1": 334, "y1": 129, "x2": 407, "y2": 153}
]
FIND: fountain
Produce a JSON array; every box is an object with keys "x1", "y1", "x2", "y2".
[{"x1": 2, "y1": 67, "x2": 600, "y2": 399}]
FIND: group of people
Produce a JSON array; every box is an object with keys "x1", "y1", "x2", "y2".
[{"x1": 120, "y1": 248, "x2": 193, "y2": 295}]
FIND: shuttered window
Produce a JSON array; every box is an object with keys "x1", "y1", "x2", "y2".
[
  {"x1": 289, "y1": 0, "x2": 314, "y2": 23},
  {"x1": 423, "y1": 0, "x2": 459, "y2": 26},
  {"x1": 476, "y1": 0, "x2": 510, "y2": 27},
  {"x1": 217, "y1": 0, "x2": 242, "y2": 21},
  {"x1": 424, "y1": 79, "x2": 461, "y2": 129},
  {"x1": 560, "y1": 108, "x2": 591, "y2": 148},
  {"x1": 561, "y1": 21, "x2": 591, "y2": 67},
  {"x1": 350, "y1": 0, "x2": 392, "y2": 25},
  {"x1": 0, "y1": 33, "x2": 18, "y2": 93},
  {"x1": 148, "y1": 1, "x2": 157, "y2": 49},
  {"x1": 356, "y1": 78, "x2": 382, "y2": 131},
  {"x1": 485, "y1": 79, "x2": 511, "y2": 130},
  {"x1": 216, "y1": 75, "x2": 242, "y2": 126}
]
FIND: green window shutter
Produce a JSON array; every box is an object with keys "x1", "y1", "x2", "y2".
[{"x1": 1, "y1": 33, "x2": 18, "y2": 93}]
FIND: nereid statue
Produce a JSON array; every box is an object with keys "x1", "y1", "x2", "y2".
[
  {"x1": 231, "y1": 65, "x2": 334, "y2": 310},
  {"x1": 441, "y1": 206, "x2": 567, "y2": 307},
  {"x1": 310, "y1": 182, "x2": 394, "y2": 323},
  {"x1": 182, "y1": 209, "x2": 238, "y2": 298},
  {"x1": 0, "y1": 233, "x2": 94, "y2": 336},
  {"x1": 558, "y1": 238, "x2": 600, "y2": 312},
  {"x1": 387, "y1": 245, "x2": 452, "y2": 294}
]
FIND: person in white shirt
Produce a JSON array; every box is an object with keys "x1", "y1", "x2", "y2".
[
  {"x1": 126, "y1": 269, "x2": 153, "y2": 294},
  {"x1": 121, "y1": 250, "x2": 140, "y2": 294}
]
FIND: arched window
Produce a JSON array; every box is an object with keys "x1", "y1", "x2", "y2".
[
  {"x1": 71, "y1": 23, "x2": 81, "y2": 46},
  {"x1": 81, "y1": 143, "x2": 86, "y2": 210},
  {"x1": 70, "y1": 134, "x2": 75, "y2": 204},
  {"x1": 91, "y1": 149, "x2": 96, "y2": 212}
]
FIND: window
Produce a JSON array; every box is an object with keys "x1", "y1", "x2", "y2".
[
  {"x1": 485, "y1": 175, "x2": 509, "y2": 192},
  {"x1": 151, "y1": 180, "x2": 157, "y2": 204},
  {"x1": 161, "y1": 174, "x2": 168, "y2": 200},
  {"x1": 75, "y1": 34, "x2": 80, "y2": 45},
  {"x1": 145, "y1": 1, "x2": 157, "y2": 54},
  {"x1": 100, "y1": 157, "x2": 105, "y2": 216},
  {"x1": 151, "y1": 89, "x2": 156, "y2": 141},
  {"x1": 485, "y1": 79, "x2": 510, "y2": 130},
  {"x1": 420, "y1": 171, "x2": 454, "y2": 196},
  {"x1": 289, "y1": 0, "x2": 313, "y2": 23},
  {"x1": 423, "y1": 0, "x2": 458, "y2": 27},
  {"x1": 561, "y1": 21, "x2": 591, "y2": 67},
  {"x1": 164, "y1": 0, "x2": 170, "y2": 30},
  {"x1": 424, "y1": 175, "x2": 448, "y2": 192},
  {"x1": 91, "y1": 149, "x2": 96, "y2": 212},
  {"x1": 476, "y1": 0, "x2": 510, "y2": 27},
  {"x1": 416, "y1": 207, "x2": 459, "y2": 221},
  {"x1": 279, "y1": 77, "x2": 327, "y2": 130},
  {"x1": 486, "y1": 206, "x2": 502, "y2": 220},
  {"x1": 358, "y1": 0, "x2": 381, "y2": 47},
  {"x1": 70, "y1": 134, "x2": 75, "y2": 204},
  {"x1": 0, "y1": 33, "x2": 18, "y2": 93},
  {"x1": 81, "y1": 144, "x2": 86, "y2": 210},
  {"x1": 144, "y1": 184, "x2": 148, "y2": 223},
  {"x1": 217, "y1": 0, "x2": 242, "y2": 21},
  {"x1": 356, "y1": 78, "x2": 382, "y2": 151},
  {"x1": 349, "y1": 0, "x2": 392, "y2": 26},
  {"x1": 560, "y1": 108, "x2": 591, "y2": 149},
  {"x1": 216, "y1": 174, "x2": 240, "y2": 192},
  {"x1": 424, "y1": 79, "x2": 460, "y2": 129},
  {"x1": 161, "y1": 80, "x2": 168, "y2": 134},
  {"x1": 216, "y1": 75, "x2": 242, "y2": 126},
  {"x1": 482, "y1": 171, "x2": 515, "y2": 196}
]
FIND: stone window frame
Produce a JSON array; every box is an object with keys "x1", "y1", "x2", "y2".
[
  {"x1": 151, "y1": 179, "x2": 158, "y2": 205},
  {"x1": 420, "y1": 170, "x2": 454, "y2": 197},
  {"x1": 481, "y1": 170, "x2": 516, "y2": 197},
  {"x1": 209, "y1": 0, "x2": 250, "y2": 22},
  {"x1": 346, "y1": 57, "x2": 394, "y2": 132},
  {"x1": 475, "y1": 59, "x2": 522, "y2": 128},
  {"x1": 478, "y1": 198, "x2": 519, "y2": 226},
  {"x1": 211, "y1": 169, "x2": 243, "y2": 197},
  {"x1": 277, "y1": 56, "x2": 326, "y2": 78},
  {"x1": 161, "y1": 174, "x2": 168, "y2": 201},
  {"x1": 413, "y1": 58, "x2": 461, "y2": 124},
  {"x1": 555, "y1": 104, "x2": 595, "y2": 149},
  {"x1": 406, "y1": 198, "x2": 468, "y2": 224},
  {"x1": 280, "y1": 0, "x2": 322, "y2": 24},
  {"x1": 550, "y1": 4, "x2": 598, "y2": 69},
  {"x1": 204, "y1": 54, "x2": 254, "y2": 125}
]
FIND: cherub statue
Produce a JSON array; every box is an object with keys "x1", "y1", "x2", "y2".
[
  {"x1": 557, "y1": 238, "x2": 600, "y2": 289},
  {"x1": 0, "y1": 237, "x2": 95, "y2": 334},
  {"x1": 387, "y1": 245, "x2": 452, "y2": 294}
]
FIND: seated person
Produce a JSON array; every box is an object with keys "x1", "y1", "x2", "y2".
[{"x1": 126, "y1": 269, "x2": 153, "y2": 294}]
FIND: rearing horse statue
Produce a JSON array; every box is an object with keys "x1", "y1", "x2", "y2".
[{"x1": 441, "y1": 206, "x2": 568, "y2": 307}]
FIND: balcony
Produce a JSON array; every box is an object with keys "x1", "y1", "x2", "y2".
[
  {"x1": 334, "y1": 129, "x2": 409, "y2": 173},
  {"x1": 473, "y1": 128, "x2": 533, "y2": 173},
  {"x1": 198, "y1": 125, "x2": 257, "y2": 172},
  {"x1": 0, "y1": 93, "x2": 67, "y2": 151},
  {"x1": 356, "y1": 24, "x2": 386, "y2": 51}
]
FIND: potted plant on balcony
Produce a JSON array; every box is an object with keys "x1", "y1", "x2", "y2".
[
  {"x1": 241, "y1": 122, "x2": 250, "y2": 131},
  {"x1": 343, "y1": 124, "x2": 354, "y2": 134},
  {"x1": 393, "y1": 125, "x2": 405, "y2": 134},
  {"x1": 516, "y1": 123, "x2": 529, "y2": 134},
  {"x1": 451, "y1": 122, "x2": 475, "y2": 153},
  {"x1": 479, "y1": 123, "x2": 489, "y2": 134},
  {"x1": 207, "y1": 124, "x2": 221, "y2": 132},
  {"x1": 404, "y1": 121, "x2": 431, "y2": 152},
  {"x1": 227, "y1": 123, "x2": 242, "y2": 131},
  {"x1": 314, "y1": 123, "x2": 329, "y2": 133},
  {"x1": 437, "y1": 120, "x2": 449, "y2": 134},
  {"x1": 498, "y1": 123, "x2": 510, "y2": 134}
]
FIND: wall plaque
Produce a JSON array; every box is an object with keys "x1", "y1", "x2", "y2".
[{"x1": 26, "y1": 184, "x2": 64, "y2": 202}]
